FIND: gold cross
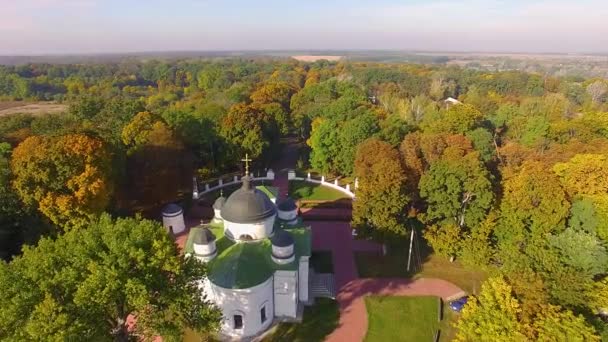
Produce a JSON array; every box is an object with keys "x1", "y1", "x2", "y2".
[{"x1": 241, "y1": 153, "x2": 252, "y2": 176}]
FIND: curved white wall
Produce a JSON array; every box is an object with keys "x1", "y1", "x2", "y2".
[
  {"x1": 204, "y1": 277, "x2": 274, "y2": 338},
  {"x1": 272, "y1": 244, "x2": 295, "y2": 264},
  {"x1": 277, "y1": 209, "x2": 297, "y2": 222},
  {"x1": 224, "y1": 216, "x2": 276, "y2": 241},
  {"x1": 193, "y1": 242, "x2": 217, "y2": 262},
  {"x1": 162, "y1": 213, "x2": 185, "y2": 234}
]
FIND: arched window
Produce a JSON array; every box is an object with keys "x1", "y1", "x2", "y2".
[
  {"x1": 239, "y1": 234, "x2": 254, "y2": 241},
  {"x1": 230, "y1": 310, "x2": 246, "y2": 330},
  {"x1": 259, "y1": 301, "x2": 270, "y2": 324}
]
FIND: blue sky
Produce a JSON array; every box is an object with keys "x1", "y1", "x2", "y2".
[{"x1": 1, "y1": 0, "x2": 607, "y2": 54}]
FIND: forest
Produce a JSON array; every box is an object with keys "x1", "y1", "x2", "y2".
[{"x1": 0, "y1": 58, "x2": 608, "y2": 340}]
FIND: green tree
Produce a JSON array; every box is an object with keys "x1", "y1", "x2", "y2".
[
  {"x1": 0, "y1": 214, "x2": 220, "y2": 341},
  {"x1": 420, "y1": 149, "x2": 494, "y2": 229}
]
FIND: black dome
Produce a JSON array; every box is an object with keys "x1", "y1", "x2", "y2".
[
  {"x1": 193, "y1": 228, "x2": 216, "y2": 244},
  {"x1": 271, "y1": 229, "x2": 294, "y2": 247},
  {"x1": 213, "y1": 196, "x2": 226, "y2": 210},
  {"x1": 278, "y1": 197, "x2": 297, "y2": 211},
  {"x1": 220, "y1": 177, "x2": 276, "y2": 224},
  {"x1": 162, "y1": 203, "x2": 183, "y2": 217}
]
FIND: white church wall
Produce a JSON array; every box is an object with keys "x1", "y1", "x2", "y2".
[
  {"x1": 162, "y1": 213, "x2": 185, "y2": 234},
  {"x1": 298, "y1": 256, "x2": 309, "y2": 302},
  {"x1": 224, "y1": 216, "x2": 276, "y2": 240},
  {"x1": 277, "y1": 208, "x2": 297, "y2": 221},
  {"x1": 193, "y1": 242, "x2": 215, "y2": 256},
  {"x1": 205, "y1": 277, "x2": 274, "y2": 338},
  {"x1": 274, "y1": 270, "x2": 298, "y2": 318}
]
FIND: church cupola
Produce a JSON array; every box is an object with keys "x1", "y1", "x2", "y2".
[
  {"x1": 271, "y1": 230, "x2": 295, "y2": 264},
  {"x1": 192, "y1": 227, "x2": 217, "y2": 262},
  {"x1": 213, "y1": 192, "x2": 226, "y2": 222},
  {"x1": 162, "y1": 203, "x2": 185, "y2": 235},
  {"x1": 277, "y1": 197, "x2": 298, "y2": 225}
]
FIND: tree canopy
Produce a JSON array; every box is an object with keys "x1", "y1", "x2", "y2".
[{"x1": 0, "y1": 214, "x2": 220, "y2": 341}]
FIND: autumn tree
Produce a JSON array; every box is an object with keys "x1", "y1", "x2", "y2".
[
  {"x1": 399, "y1": 132, "x2": 474, "y2": 200},
  {"x1": 496, "y1": 161, "x2": 570, "y2": 271},
  {"x1": 220, "y1": 103, "x2": 279, "y2": 163},
  {"x1": 424, "y1": 103, "x2": 483, "y2": 135},
  {"x1": 455, "y1": 277, "x2": 526, "y2": 342},
  {"x1": 456, "y1": 277, "x2": 599, "y2": 342},
  {"x1": 352, "y1": 138, "x2": 409, "y2": 238},
  {"x1": 11, "y1": 134, "x2": 113, "y2": 230},
  {"x1": 0, "y1": 214, "x2": 221, "y2": 341},
  {"x1": 553, "y1": 154, "x2": 608, "y2": 197}
]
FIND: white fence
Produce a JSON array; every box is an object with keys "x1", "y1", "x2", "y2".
[
  {"x1": 192, "y1": 169, "x2": 275, "y2": 199},
  {"x1": 288, "y1": 170, "x2": 357, "y2": 199}
]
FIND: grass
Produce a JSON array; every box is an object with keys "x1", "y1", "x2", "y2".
[
  {"x1": 289, "y1": 181, "x2": 348, "y2": 201},
  {"x1": 365, "y1": 296, "x2": 440, "y2": 342},
  {"x1": 354, "y1": 235, "x2": 486, "y2": 295},
  {"x1": 310, "y1": 250, "x2": 333, "y2": 273},
  {"x1": 263, "y1": 298, "x2": 339, "y2": 342}
]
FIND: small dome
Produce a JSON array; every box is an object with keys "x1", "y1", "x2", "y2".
[
  {"x1": 220, "y1": 176, "x2": 276, "y2": 224},
  {"x1": 278, "y1": 197, "x2": 297, "y2": 211},
  {"x1": 271, "y1": 229, "x2": 294, "y2": 247},
  {"x1": 213, "y1": 196, "x2": 226, "y2": 210},
  {"x1": 193, "y1": 228, "x2": 216, "y2": 245},
  {"x1": 162, "y1": 203, "x2": 183, "y2": 217}
]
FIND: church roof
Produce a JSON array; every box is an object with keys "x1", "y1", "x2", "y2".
[
  {"x1": 184, "y1": 222, "x2": 311, "y2": 289},
  {"x1": 278, "y1": 197, "x2": 297, "y2": 211},
  {"x1": 220, "y1": 177, "x2": 277, "y2": 224},
  {"x1": 162, "y1": 203, "x2": 183, "y2": 217},
  {"x1": 212, "y1": 196, "x2": 226, "y2": 210},
  {"x1": 271, "y1": 229, "x2": 294, "y2": 247},
  {"x1": 192, "y1": 227, "x2": 216, "y2": 244}
]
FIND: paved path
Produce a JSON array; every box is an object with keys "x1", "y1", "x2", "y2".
[
  {"x1": 271, "y1": 138, "x2": 299, "y2": 197},
  {"x1": 310, "y1": 221, "x2": 464, "y2": 342}
]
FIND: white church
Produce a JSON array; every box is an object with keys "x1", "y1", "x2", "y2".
[{"x1": 162, "y1": 170, "x2": 311, "y2": 339}]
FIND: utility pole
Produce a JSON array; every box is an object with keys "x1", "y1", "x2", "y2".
[{"x1": 407, "y1": 228, "x2": 415, "y2": 272}]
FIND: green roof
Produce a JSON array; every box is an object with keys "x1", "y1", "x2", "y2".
[{"x1": 184, "y1": 220, "x2": 311, "y2": 289}]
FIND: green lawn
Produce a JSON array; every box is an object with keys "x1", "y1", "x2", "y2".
[
  {"x1": 354, "y1": 234, "x2": 486, "y2": 295},
  {"x1": 289, "y1": 181, "x2": 348, "y2": 201},
  {"x1": 310, "y1": 250, "x2": 333, "y2": 273},
  {"x1": 263, "y1": 298, "x2": 339, "y2": 342},
  {"x1": 365, "y1": 296, "x2": 440, "y2": 342}
]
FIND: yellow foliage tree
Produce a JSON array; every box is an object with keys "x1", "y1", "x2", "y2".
[{"x1": 11, "y1": 134, "x2": 112, "y2": 230}]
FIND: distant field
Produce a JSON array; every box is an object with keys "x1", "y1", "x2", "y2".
[
  {"x1": 0, "y1": 102, "x2": 67, "y2": 116},
  {"x1": 291, "y1": 55, "x2": 342, "y2": 62}
]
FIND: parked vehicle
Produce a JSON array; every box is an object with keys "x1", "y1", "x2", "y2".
[{"x1": 449, "y1": 296, "x2": 469, "y2": 312}]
